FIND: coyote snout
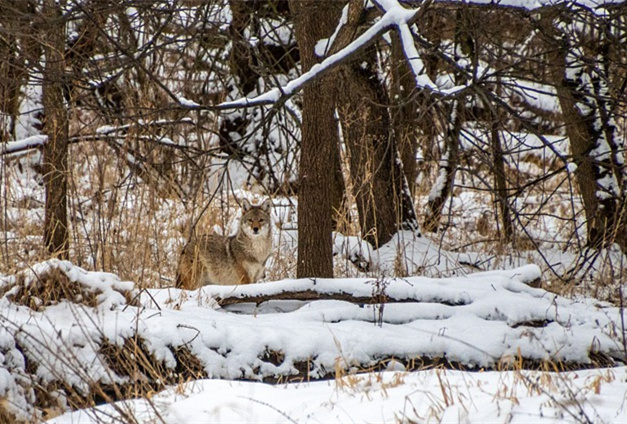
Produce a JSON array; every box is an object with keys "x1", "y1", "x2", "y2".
[
  {"x1": 176, "y1": 198, "x2": 273, "y2": 289},
  {"x1": 251, "y1": 221, "x2": 262, "y2": 234}
]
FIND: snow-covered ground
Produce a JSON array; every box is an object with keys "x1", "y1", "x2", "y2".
[
  {"x1": 49, "y1": 367, "x2": 627, "y2": 424},
  {"x1": 1, "y1": 259, "x2": 625, "y2": 422}
]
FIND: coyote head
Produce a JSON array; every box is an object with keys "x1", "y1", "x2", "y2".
[{"x1": 240, "y1": 198, "x2": 272, "y2": 237}]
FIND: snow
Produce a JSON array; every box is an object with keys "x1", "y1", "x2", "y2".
[
  {"x1": 1, "y1": 259, "x2": 626, "y2": 421},
  {"x1": 2, "y1": 0, "x2": 627, "y2": 421},
  {"x1": 505, "y1": 79, "x2": 562, "y2": 114},
  {"x1": 333, "y1": 233, "x2": 374, "y2": 271},
  {"x1": 177, "y1": 96, "x2": 200, "y2": 108},
  {"x1": 15, "y1": 73, "x2": 43, "y2": 141},
  {"x1": 462, "y1": 126, "x2": 569, "y2": 162},
  {"x1": 49, "y1": 367, "x2": 627, "y2": 424},
  {"x1": 1, "y1": 135, "x2": 48, "y2": 155},
  {"x1": 219, "y1": 1, "x2": 426, "y2": 109},
  {"x1": 567, "y1": 162, "x2": 578, "y2": 173},
  {"x1": 428, "y1": 150, "x2": 452, "y2": 202},
  {"x1": 218, "y1": 0, "x2": 626, "y2": 111},
  {"x1": 95, "y1": 125, "x2": 117, "y2": 134}
]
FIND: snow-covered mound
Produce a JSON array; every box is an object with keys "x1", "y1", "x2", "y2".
[
  {"x1": 0, "y1": 260, "x2": 625, "y2": 421},
  {"x1": 49, "y1": 367, "x2": 627, "y2": 424}
]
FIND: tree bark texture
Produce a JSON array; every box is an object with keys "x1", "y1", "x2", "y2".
[
  {"x1": 290, "y1": 0, "x2": 344, "y2": 278},
  {"x1": 42, "y1": 0, "x2": 69, "y2": 258},
  {"x1": 337, "y1": 51, "x2": 419, "y2": 248},
  {"x1": 541, "y1": 10, "x2": 627, "y2": 251},
  {"x1": 333, "y1": 1, "x2": 419, "y2": 248},
  {"x1": 390, "y1": 33, "x2": 419, "y2": 196},
  {"x1": 423, "y1": 100, "x2": 462, "y2": 233},
  {"x1": 490, "y1": 117, "x2": 514, "y2": 242},
  {"x1": 0, "y1": 1, "x2": 39, "y2": 142}
]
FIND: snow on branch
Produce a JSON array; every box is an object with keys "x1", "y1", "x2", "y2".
[
  {"x1": 1, "y1": 135, "x2": 48, "y2": 155},
  {"x1": 210, "y1": 0, "x2": 451, "y2": 111},
  {"x1": 372, "y1": 0, "x2": 442, "y2": 92},
  {"x1": 217, "y1": 7, "x2": 421, "y2": 109},
  {"x1": 186, "y1": 0, "x2": 623, "y2": 113},
  {"x1": 1, "y1": 118, "x2": 195, "y2": 156}
]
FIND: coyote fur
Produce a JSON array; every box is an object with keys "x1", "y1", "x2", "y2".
[{"x1": 176, "y1": 199, "x2": 273, "y2": 289}]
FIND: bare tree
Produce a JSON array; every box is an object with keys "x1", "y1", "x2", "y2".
[
  {"x1": 541, "y1": 6, "x2": 627, "y2": 252},
  {"x1": 3, "y1": 0, "x2": 626, "y2": 282},
  {"x1": 335, "y1": 1, "x2": 419, "y2": 248},
  {"x1": 290, "y1": 0, "x2": 344, "y2": 277},
  {"x1": 41, "y1": 0, "x2": 69, "y2": 258}
]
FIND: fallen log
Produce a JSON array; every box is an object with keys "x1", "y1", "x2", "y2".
[{"x1": 198, "y1": 265, "x2": 544, "y2": 307}]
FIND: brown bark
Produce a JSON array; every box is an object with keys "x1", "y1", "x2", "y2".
[
  {"x1": 390, "y1": 33, "x2": 419, "y2": 195},
  {"x1": 0, "y1": 1, "x2": 39, "y2": 142},
  {"x1": 338, "y1": 52, "x2": 418, "y2": 248},
  {"x1": 331, "y1": 141, "x2": 348, "y2": 231},
  {"x1": 423, "y1": 101, "x2": 461, "y2": 233},
  {"x1": 541, "y1": 10, "x2": 627, "y2": 251},
  {"x1": 487, "y1": 45, "x2": 513, "y2": 242},
  {"x1": 42, "y1": 0, "x2": 69, "y2": 258},
  {"x1": 334, "y1": 2, "x2": 419, "y2": 248},
  {"x1": 423, "y1": 8, "x2": 472, "y2": 234},
  {"x1": 218, "y1": 289, "x2": 453, "y2": 307},
  {"x1": 490, "y1": 118, "x2": 513, "y2": 242},
  {"x1": 290, "y1": 0, "x2": 344, "y2": 278},
  {"x1": 211, "y1": 273, "x2": 542, "y2": 306}
]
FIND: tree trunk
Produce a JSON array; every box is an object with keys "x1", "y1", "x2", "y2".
[
  {"x1": 228, "y1": 0, "x2": 258, "y2": 96},
  {"x1": 390, "y1": 33, "x2": 419, "y2": 196},
  {"x1": 541, "y1": 10, "x2": 627, "y2": 252},
  {"x1": 337, "y1": 45, "x2": 419, "y2": 248},
  {"x1": 423, "y1": 8, "x2": 476, "y2": 234},
  {"x1": 423, "y1": 100, "x2": 462, "y2": 233},
  {"x1": 490, "y1": 117, "x2": 513, "y2": 242},
  {"x1": 0, "y1": 1, "x2": 39, "y2": 142},
  {"x1": 42, "y1": 0, "x2": 69, "y2": 258},
  {"x1": 488, "y1": 45, "x2": 513, "y2": 243},
  {"x1": 290, "y1": 0, "x2": 344, "y2": 278}
]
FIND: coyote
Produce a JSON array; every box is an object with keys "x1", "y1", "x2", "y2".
[{"x1": 176, "y1": 199, "x2": 273, "y2": 289}]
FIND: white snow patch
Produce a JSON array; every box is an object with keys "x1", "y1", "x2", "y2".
[{"x1": 49, "y1": 367, "x2": 627, "y2": 424}]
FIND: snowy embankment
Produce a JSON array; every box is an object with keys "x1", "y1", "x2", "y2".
[
  {"x1": 50, "y1": 367, "x2": 627, "y2": 424},
  {"x1": 0, "y1": 260, "x2": 625, "y2": 421}
]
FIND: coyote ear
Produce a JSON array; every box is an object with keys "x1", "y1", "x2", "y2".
[
  {"x1": 242, "y1": 198, "x2": 252, "y2": 211},
  {"x1": 261, "y1": 198, "x2": 272, "y2": 212}
]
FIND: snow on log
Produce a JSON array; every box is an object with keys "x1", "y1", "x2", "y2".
[
  {"x1": 185, "y1": 264, "x2": 543, "y2": 306},
  {"x1": 0, "y1": 260, "x2": 624, "y2": 420}
]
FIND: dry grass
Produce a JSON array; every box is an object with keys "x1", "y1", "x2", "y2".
[
  {"x1": 0, "y1": 265, "x2": 135, "y2": 309},
  {"x1": 2, "y1": 126, "x2": 625, "y2": 304}
]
